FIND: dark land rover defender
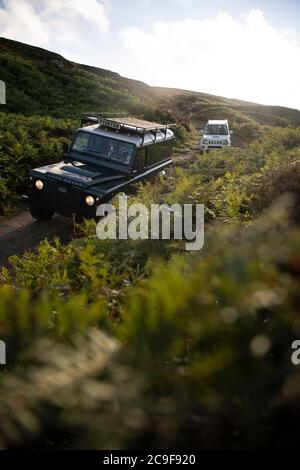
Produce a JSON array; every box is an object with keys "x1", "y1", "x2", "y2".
[{"x1": 27, "y1": 114, "x2": 175, "y2": 221}]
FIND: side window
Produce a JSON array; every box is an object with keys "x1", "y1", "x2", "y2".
[
  {"x1": 133, "y1": 148, "x2": 145, "y2": 173},
  {"x1": 146, "y1": 141, "x2": 173, "y2": 168}
]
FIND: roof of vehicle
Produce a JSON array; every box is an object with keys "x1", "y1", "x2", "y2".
[
  {"x1": 77, "y1": 121, "x2": 175, "y2": 147},
  {"x1": 207, "y1": 119, "x2": 228, "y2": 125}
]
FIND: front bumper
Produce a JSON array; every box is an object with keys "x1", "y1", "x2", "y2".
[
  {"x1": 27, "y1": 179, "x2": 102, "y2": 219},
  {"x1": 200, "y1": 143, "x2": 230, "y2": 152},
  {"x1": 29, "y1": 197, "x2": 99, "y2": 218}
]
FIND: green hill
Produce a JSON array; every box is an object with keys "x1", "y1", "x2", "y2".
[
  {"x1": 0, "y1": 37, "x2": 168, "y2": 118},
  {"x1": 1, "y1": 36, "x2": 300, "y2": 136}
]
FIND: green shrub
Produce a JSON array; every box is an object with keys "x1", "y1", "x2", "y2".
[
  {"x1": 0, "y1": 203, "x2": 299, "y2": 448},
  {"x1": 0, "y1": 112, "x2": 75, "y2": 213},
  {"x1": 0, "y1": 284, "x2": 106, "y2": 366},
  {"x1": 174, "y1": 123, "x2": 190, "y2": 144},
  {"x1": 117, "y1": 204, "x2": 300, "y2": 448}
]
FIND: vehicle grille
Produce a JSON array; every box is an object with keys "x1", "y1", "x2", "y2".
[{"x1": 45, "y1": 180, "x2": 82, "y2": 207}]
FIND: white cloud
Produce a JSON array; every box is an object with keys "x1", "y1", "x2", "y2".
[
  {"x1": 0, "y1": 0, "x2": 109, "y2": 50},
  {"x1": 138, "y1": 0, "x2": 153, "y2": 8},
  {"x1": 0, "y1": 0, "x2": 49, "y2": 46},
  {"x1": 120, "y1": 9, "x2": 300, "y2": 109},
  {"x1": 176, "y1": 0, "x2": 192, "y2": 5}
]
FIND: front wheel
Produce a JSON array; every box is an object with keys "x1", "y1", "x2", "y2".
[{"x1": 29, "y1": 202, "x2": 54, "y2": 221}]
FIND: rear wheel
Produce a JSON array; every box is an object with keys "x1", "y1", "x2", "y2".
[{"x1": 29, "y1": 202, "x2": 54, "y2": 221}]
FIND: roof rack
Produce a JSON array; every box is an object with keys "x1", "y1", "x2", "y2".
[
  {"x1": 81, "y1": 112, "x2": 128, "y2": 128},
  {"x1": 80, "y1": 113, "x2": 176, "y2": 144}
]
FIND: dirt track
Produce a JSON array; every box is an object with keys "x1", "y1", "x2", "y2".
[{"x1": 0, "y1": 210, "x2": 74, "y2": 267}]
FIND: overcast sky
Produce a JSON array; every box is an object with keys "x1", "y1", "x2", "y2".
[{"x1": 0, "y1": 0, "x2": 300, "y2": 109}]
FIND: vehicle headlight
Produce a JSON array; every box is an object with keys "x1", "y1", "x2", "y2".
[
  {"x1": 35, "y1": 179, "x2": 44, "y2": 190},
  {"x1": 223, "y1": 140, "x2": 229, "y2": 145},
  {"x1": 202, "y1": 140, "x2": 208, "y2": 144},
  {"x1": 85, "y1": 195, "x2": 95, "y2": 206}
]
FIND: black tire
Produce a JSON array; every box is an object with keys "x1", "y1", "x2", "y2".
[{"x1": 29, "y1": 202, "x2": 54, "y2": 221}]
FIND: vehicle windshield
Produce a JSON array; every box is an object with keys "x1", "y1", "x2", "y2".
[
  {"x1": 205, "y1": 124, "x2": 228, "y2": 135},
  {"x1": 72, "y1": 131, "x2": 135, "y2": 165}
]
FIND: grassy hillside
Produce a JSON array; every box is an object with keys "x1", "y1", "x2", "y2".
[
  {"x1": 1, "y1": 37, "x2": 300, "y2": 134},
  {"x1": 156, "y1": 87, "x2": 300, "y2": 145},
  {"x1": 0, "y1": 37, "x2": 168, "y2": 118}
]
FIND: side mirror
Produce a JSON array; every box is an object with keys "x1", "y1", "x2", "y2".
[
  {"x1": 230, "y1": 130, "x2": 233, "y2": 135},
  {"x1": 63, "y1": 142, "x2": 70, "y2": 154}
]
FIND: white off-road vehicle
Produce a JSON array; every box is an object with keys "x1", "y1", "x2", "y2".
[{"x1": 200, "y1": 119, "x2": 231, "y2": 154}]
